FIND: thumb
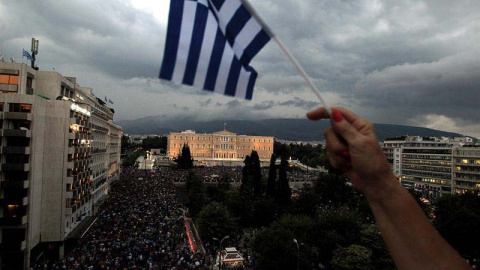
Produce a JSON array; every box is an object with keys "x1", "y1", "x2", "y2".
[{"x1": 331, "y1": 109, "x2": 359, "y2": 144}]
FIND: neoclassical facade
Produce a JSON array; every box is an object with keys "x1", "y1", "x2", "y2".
[{"x1": 167, "y1": 130, "x2": 274, "y2": 161}]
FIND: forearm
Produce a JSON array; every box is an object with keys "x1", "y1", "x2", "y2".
[{"x1": 366, "y1": 177, "x2": 471, "y2": 270}]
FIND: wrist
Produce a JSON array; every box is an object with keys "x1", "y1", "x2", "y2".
[{"x1": 363, "y1": 173, "x2": 401, "y2": 204}]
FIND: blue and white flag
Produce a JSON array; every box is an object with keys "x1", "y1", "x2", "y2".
[
  {"x1": 22, "y1": 49, "x2": 32, "y2": 61},
  {"x1": 160, "y1": 0, "x2": 270, "y2": 100}
]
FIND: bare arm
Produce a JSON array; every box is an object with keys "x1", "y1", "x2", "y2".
[{"x1": 307, "y1": 107, "x2": 471, "y2": 270}]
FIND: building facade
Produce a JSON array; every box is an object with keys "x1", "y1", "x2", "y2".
[
  {"x1": 0, "y1": 61, "x2": 121, "y2": 269},
  {"x1": 383, "y1": 136, "x2": 478, "y2": 197},
  {"x1": 167, "y1": 130, "x2": 274, "y2": 162}
]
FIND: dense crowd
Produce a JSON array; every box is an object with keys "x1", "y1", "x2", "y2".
[{"x1": 32, "y1": 167, "x2": 207, "y2": 270}]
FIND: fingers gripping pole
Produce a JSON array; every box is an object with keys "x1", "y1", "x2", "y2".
[{"x1": 239, "y1": 0, "x2": 332, "y2": 116}]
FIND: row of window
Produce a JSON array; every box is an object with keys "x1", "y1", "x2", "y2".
[{"x1": 172, "y1": 135, "x2": 272, "y2": 143}]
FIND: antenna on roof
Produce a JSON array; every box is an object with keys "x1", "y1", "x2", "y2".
[
  {"x1": 31, "y1": 38, "x2": 39, "y2": 70},
  {"x1": 10, "y1": 56, "x2": 15, "y2": 63}
]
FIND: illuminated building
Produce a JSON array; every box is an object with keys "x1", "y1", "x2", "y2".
[
  {"x1": 452, "y1": 147, "x2": 480, "y2": 193},
  {"x1": 0, "y1": 61, "x2": 121, "y2": 269},
  {"x1": 383, "y1": 136, "x2": 478, "y2": 197},
  {"x1": 167, "y1": 130, "x2": 274, "y2": 162}
]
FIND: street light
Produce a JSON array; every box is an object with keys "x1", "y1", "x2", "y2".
[
  {"x1": 293, "y1": 239, "x2": 301, "y2": 270},
  {"x1": 213, "y1": 235, "x2": 229, "y2": 269}
]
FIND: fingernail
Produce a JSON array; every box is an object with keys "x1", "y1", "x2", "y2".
[
  {"x1": 341, "y1": 150, "x2": 350, "y2": 159},
  {"x1": 332, "y1": 109, "x2": 342, "y2": 122}
]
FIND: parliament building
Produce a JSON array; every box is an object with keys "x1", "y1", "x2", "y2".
[{"x1": 167, "y1": 130, "x2": 274, "y2": 162}]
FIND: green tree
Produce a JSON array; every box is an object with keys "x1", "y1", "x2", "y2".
[
  {"x1": 314, "y1": 173, "x2": 356, "y2": 206},
  {"x1": 434, "y1": 192, "x2": 480, "y2": 259},
  {"x1": 142, "y1": 136, "x2": 167, "y2": 151},
  {"x1": 121, "y1": 135, "x2": 132, "y2": 153},
  {"x1": 197, "y1": 202, "x2": 237, "y2": 242},
  {"x1": 266, "y1": 154, "x2": 277, "y2": 198},
  {"x1": 185, "y1": 171, "x2": 205, "y2": 217},
  {"x1": 360, "y1": 225, "x2": 395, "y2": 269},
  {"x1": 331, "y1": 245, "x2": 373, "y2": 270},
  {"x1": 253, "y1": 214, "x2": 315, "y2": 270},
  {"x1": 176, "y1": 144, "x2": 193, "y2": 169},
  {"x1": 276, "y1": 153, "x2": 291, "y2": 206},
  {"x1": 251, "y1": 151, "x2": 262, "y2": 198}
]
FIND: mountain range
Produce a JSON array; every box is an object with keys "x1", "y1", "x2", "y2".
[{"x1": 116, "y1": 115, "x2": 467, "y2": 141}]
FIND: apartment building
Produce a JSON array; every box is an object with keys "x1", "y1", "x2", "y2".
[
  {"x1": 168, "y1": 130, "x2": 274, "y2": 162},
  {"x1": 0, "y1": 61, "x2": 121, "y2": 269},
  {"x1": 452, "y1": 147, "x2": 480, "y2": 193},
  {"x1": 383, "y1": 136, "x2": 478, "y2": 198}
]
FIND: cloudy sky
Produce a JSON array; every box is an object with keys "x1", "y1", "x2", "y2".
[{"x1": 1, "y1": 0, "x2": 479, "y2": 137}]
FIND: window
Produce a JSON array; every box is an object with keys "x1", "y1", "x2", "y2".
[
  {"x1": 9, "y1": 103, "x2": 32, "y2": 113},
  {"x1": 0, "y1": 74, "x2": 19, "y2": 85}
]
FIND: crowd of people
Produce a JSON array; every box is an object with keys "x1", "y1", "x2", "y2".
[{"x1": 32, "y1": 167, "x2": 208, "y2": 270}]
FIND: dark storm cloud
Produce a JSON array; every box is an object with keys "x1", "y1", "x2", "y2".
[
  {"x1": 1, "y1": 0, "x2": 162, "y2": 79},
  {"x1": 355, "y1": 51, "x2": 480, "y2": 123},
  {"x1": 1, "y1": 0, "x2": 479, "y2": 136}
]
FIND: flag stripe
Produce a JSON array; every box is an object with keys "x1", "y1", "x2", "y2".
[
  {"x1": 204, "y1": 29, "x2": 226, "y2": 91},
  {"x1": 224, "y1": 6, "x2": 250, "y2": 47},
  {"x1": 209, "y1": 0, "x2": 225, "y2": 11},
  {"x1": 193, "y1": 11, "x2": 217, "y2": 89},
  {"x1": 159, "y1": 0, "x2": 184, "y2": 80},
  {"x1": 233, "y1": 18, "x2": 262, "y2": 63},
  {"x1": 240, "y1": 29, "x2": 270, "y2": 64},
  {"x1": 225, "y1": 58, "x2": 242, "y2": 96},
  {"x1": 235, "y1": 68, "x2": 250, "y2": 99},
  {"x1": 245, "y1": 66, "x2": 257, "y2": 100},
  {"x1": 217, "y1": 0, "x2": 241, "y2": 34},
  {"x1": 214, "y1": 43, "x2": 235, "y2": 94},
  {"x1": 183, "y1": 4, "x2": 209, "y2": 85},
  {"x1": 172, "y1": 1, "x2": 197, "y2": 83}
]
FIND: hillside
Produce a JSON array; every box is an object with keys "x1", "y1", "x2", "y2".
[{"x1": 116, "y1": 116, "x2": 466, "y2": 141}]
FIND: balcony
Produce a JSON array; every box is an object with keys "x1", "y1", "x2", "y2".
[
  {"x1": 0, "y1": 215, "x2": 28, "y2": 227},
  {"x1": 26, "y1": 87, "x2": 34, "y2": 95},
  {"x1": 1, "y1": 180, "x2": 29, "y2": 189},
  {"x1": 1, "y1": 163, "x2": 30, "y2": 171},
  {"x1": 4, "y1": 112, "x2": 32, "y2": 121},
  {"x1": 0, "y1": 84, "x2": 18, "y2": 92},
  {"x1": 2, "y1": 146, "x2": 30, "y2": 155},
  {"x1": 2, "y1": 129, "x2": 31, "y2": 137},
  {"x1": 65, "y1": 191, "x2": 73, "y2": 199}
]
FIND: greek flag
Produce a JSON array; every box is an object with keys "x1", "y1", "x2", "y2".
[
  {"x1": 22, "y1": 49, "x2": 32, "y2": 61},
  {"x1": 160, "y1": 0, "x2": 270, "y2": 100}
]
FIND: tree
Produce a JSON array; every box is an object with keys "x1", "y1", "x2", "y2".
[
  {"x1": 176, "y1": 144, "x2": 193, "y2": 169},
  {"x1": 185, "y1": 171, "x2": 205, "y2": 217},
  {"x1": 251, "y1": 151, "x2": 262, "y2": 198},
  {"x1": 314, "y1": 173, "x2": 356, "y2": 206},
  {"x1": 142, "y1": 136, "x2": 167, "y2": 152},
  {"x1": 266, "y1": 154, "x2": 277, "y2": 198},
  {"x1": 253, "y1": 214, "x2": 315, "y2": 270},
  {"x1": 121, "y1": 135, "x2": 132, "y2": 153},
  {"x1": 434, "y1": 192, "x2": 480, "y2": 259},
  {"x1": 331, "y1": 245, "x2": 373, "y2": 270},
  {"x1": 197, "y1": 202, "x2": 237, "y2": 242},
  {"x1": 240, "y1": 151, "x2": 262, "y2": 198},
  {"x1": 276, "y1": 152, "x2": 291, "y2": 205},
  {"x1": 360, "y1": 225, "x2": 395, "y2": 269}
]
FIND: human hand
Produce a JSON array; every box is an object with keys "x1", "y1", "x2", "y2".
[{"x1": 307, "y1": 107, "x2": 396, "y2": 198}]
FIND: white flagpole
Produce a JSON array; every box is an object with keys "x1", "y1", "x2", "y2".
[{"x1": 239, "y1": 0, "x2": 332, "y2": 116}]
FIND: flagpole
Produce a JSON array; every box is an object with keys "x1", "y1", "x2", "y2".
[{"x1": 239, "y1": 0, "x2": 332, "y2": 116}]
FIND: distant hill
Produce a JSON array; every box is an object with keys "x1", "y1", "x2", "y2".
[{"x1": 116, "y1": 116, "x2": 466, "y2": 141}]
